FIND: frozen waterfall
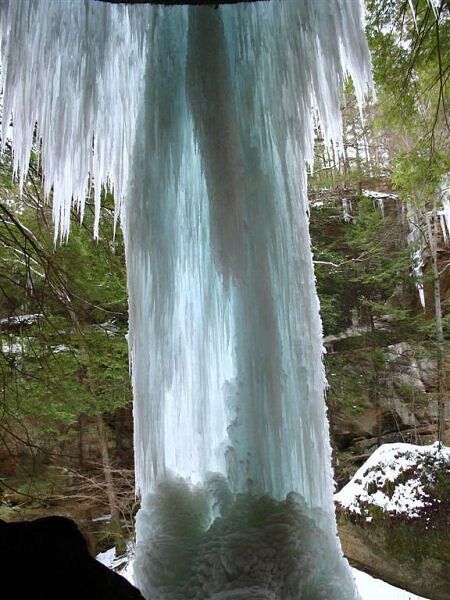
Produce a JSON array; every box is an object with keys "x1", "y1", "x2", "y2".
[{"x1": 0, "y1": 1, "x2": 371, "y2": 598}]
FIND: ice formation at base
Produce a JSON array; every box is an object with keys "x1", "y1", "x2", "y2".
[
  {"x1": 0, "y1": 1, "x2": 371, "y2": 598},
  {"x1": 134, "y1": 481, "x2": 356, "y2": 599}
]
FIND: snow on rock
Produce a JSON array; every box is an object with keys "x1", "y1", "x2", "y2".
[
  {"x1": 352, "y1": 568, "x2": 429, "y2": 600},
  {"x1": 335, "y1": 442, "x2": 449, "y2": 519},
  {"x1": 362, "y1": 190, "x2": 397, "y2": 200},
  {"x1": 363, "y1": 190, "x2": 398, "y2": 219}
]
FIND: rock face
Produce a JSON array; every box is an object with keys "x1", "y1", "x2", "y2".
[
  {"x1": 382, "y1": 343, "x2": 441, "y2": 435},
  {"x1": 338, "y1": 521, "x2": 449, "y2": 600},
  {"x1": 0, "y1": 516, "x2": 144, "y2": 599},
  {"x1": 328, "y1": 342, "x2": 449, "y2": 480},
  {"x1": 335, "y1": 443, "x2": 450, "y2": 600}
]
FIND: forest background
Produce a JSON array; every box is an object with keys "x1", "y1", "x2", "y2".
[{"x1": 0, "y1": 0, "x2": 448, "y2": 559}]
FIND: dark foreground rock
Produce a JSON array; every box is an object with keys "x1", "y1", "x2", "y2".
[{"x1": 0, "y1": 516, "x2": 144, "y2": 600}]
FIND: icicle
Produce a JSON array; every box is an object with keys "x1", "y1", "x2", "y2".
[
  {"x1": 437, "y1": 175, "x2": 450, "y2": 245},
  {"x1": 0, "y1": 1, "x2": 372, "y2": 598},
  {"x1": 407, "y1": 214, "x2": 426, "y2": 309},
  {"x1": 363, "y1": 189, "x2": 400, "y2": 218},
  {"x1": 0, "y1": 0, "x2": 147, "y2": 239}
]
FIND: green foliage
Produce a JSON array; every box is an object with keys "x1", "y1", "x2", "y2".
[
  {"x1": 326, "y1": 353, "x2": 371, "y2": 416},
  {"x1": 310, "y1": 201, "x2": 357, "y2": 334},
  {"x1": 343, "y1": 197, "x2": 413, "y2": 303},
  {"x1": 311, "y1": 192, "x2": 418, "y2": 338},
  {"x1": 366, "y1": 0, "x2": 450, "y2": 204},
  {"x1": 0, "y1": 156, "x2": 131, "y2": 444}
]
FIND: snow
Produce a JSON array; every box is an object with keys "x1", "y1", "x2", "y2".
[
  {"x1": 0, "y1": 313, "x2": 41, "y2": 326},
  {"x1": 96, "y1": 545, "x2": 135, "y2": 586},
  {"x1": 335, "y1": 442, "x2": 449, "y2": 518},
  {"x1": 438, "y1": 174, "x2": 450, "y2": 245},
  {"x1": 1, "y1": 339, "x2": 71, "y2": 355},
  {"x1": 352, "y1": 568, "x2": 429, "y2": 600},
  {"x1": 363, "y1": 189, "x2": 397, "y2": 218},
  {"x1": 362, "y1": 189, "x2": 397, "y2": 199},
  {"x1": 91, "y1": 514, "x2": 111, "y2": 523},
  {"x1": 49, "y1": 344, "x2": 70, "y2": 354},
  {"x1": 311, "y1": 200, "x2": 324, "y2": 208},
  {"x1": 96, "y1": 547, "x2": 116, "y2": 566},
  {"x1": 1, "y1": 339, "x2": 24, "y2": 354}
]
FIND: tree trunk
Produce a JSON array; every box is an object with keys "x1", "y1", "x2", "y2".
[
  {"x1": 428, "y1": 206, "x2": 446, "y2": 445},
  {"x1": 369, "y1": 306, "x2": 382, "y2": 448},
  {"x1": 351, "y1": 119, "x2": 362, "y2": 194},
  {"x1": 95, "y1": 413, "x2": 126, "y2": 553},
  {"x1": 64, "y1": 297, "x2": 124, "y2": 547},
  {"x1": 78, "y1": 413, "x2": 87, "y2": 469}
]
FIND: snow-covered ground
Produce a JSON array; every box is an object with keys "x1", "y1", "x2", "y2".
[
  {"x1": 335, "y1": 442, "x2": 449, "y2": 519},
  {"x1": 352, "y1": 568, "x2": 429, "y2": 600},
  {"x1": 0, "y1": 313, "x2": 41, "y2": 326},
  {"x1": 97, "y1": 545, "x2": 135, "y2": 585}
]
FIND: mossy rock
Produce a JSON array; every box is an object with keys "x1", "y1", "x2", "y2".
[{"x1": 337, "y1": 516, "x2": 450, "y2": 600}]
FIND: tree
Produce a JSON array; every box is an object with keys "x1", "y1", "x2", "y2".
[
  {"x1": 365, "y1": 0, "x2": 450, "y2": 444},
  {"x1": 0, "y1": 148, "x2": 133, "y2": 544}
]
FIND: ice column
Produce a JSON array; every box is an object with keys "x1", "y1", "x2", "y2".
[{"x1": 0, "y1": 1, "x2": 371, "y2": 598}]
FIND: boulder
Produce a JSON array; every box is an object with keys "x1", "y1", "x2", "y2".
[{"x1": 335, "y1": 443, "x2": 450, "y2": 600}]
